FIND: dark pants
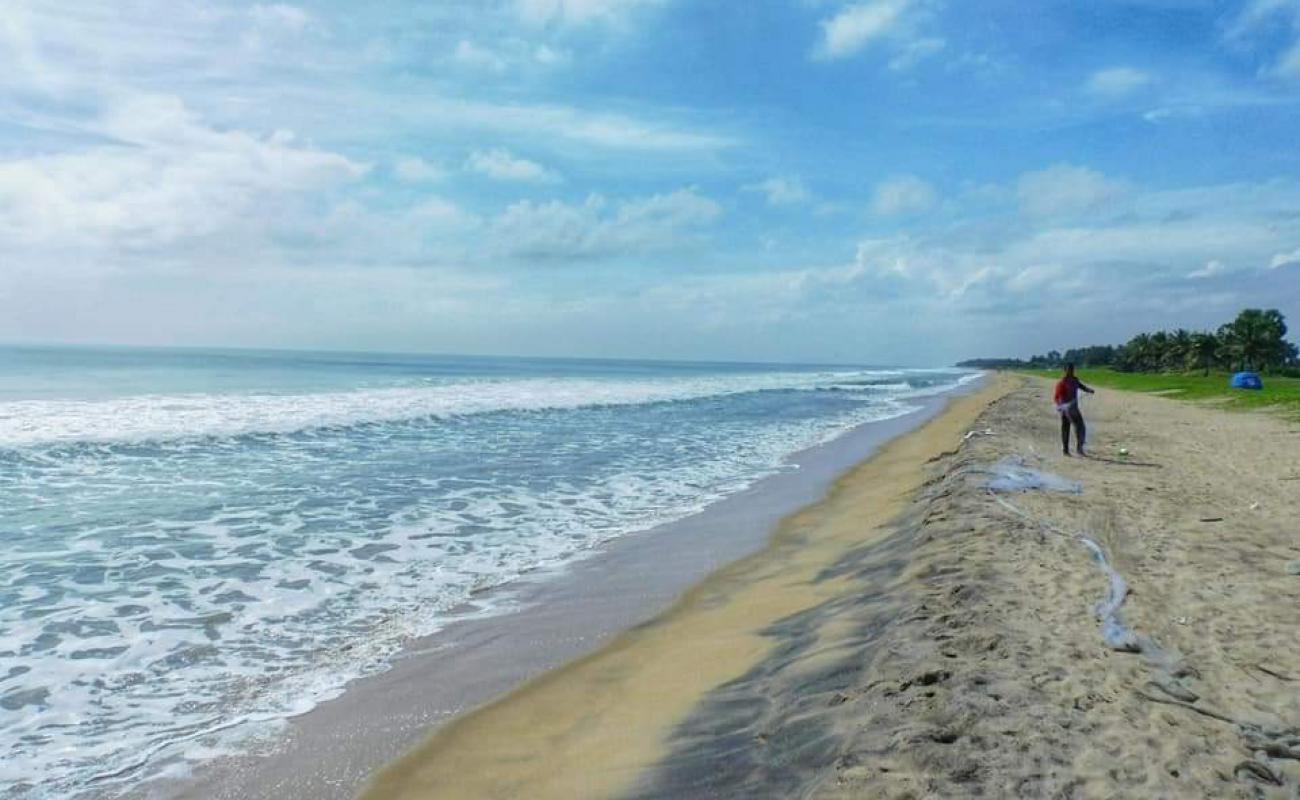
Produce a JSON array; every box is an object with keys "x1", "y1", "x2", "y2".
[{"x1": 1060, "y1": 405, "x2": 1085, "y2": 453}]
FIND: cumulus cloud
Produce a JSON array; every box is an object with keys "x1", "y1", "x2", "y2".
[
  {"x1": 466, "y1": 148, "x2": 559, "y2": 182},
  {"x1": 743, "y1": 176, "x2": 811, "y2": 206},
  {"x1": 492, "y1": 187, "x2": 721, "y2": 259},
  {"x1": 601, "y1": 175, "x2": 1300, "y2": 360},
  {"x1": 1016, "y1": 164, "x2": 1127, "y2": 219},
  {"x1": 1085, "y1": 66, "x2": 1154, "y2": 97},
  {"x1": 870, "y1": 175, "x2": 936, "y2": 216},
  {"x1": 842, "y1": 177, "x2": 1300, "y2": 323},
  {"x1": 814, "y1": 0, "x2": 914, "y2": 60},
  {"x1": 0, "y1": 94, "x2": 366, "y2": 250}
]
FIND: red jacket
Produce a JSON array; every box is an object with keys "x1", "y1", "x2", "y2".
[{"x1": 1054, "y1": 376, "x2": 1090, "y2": 405}]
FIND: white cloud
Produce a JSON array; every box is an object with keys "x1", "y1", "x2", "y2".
[
  {"x1": 1271, "y1": 246, "x2": 1300, "y2": 268},
  {"x1": 248, "y1": 4, "x2": 313, "y2": 32},
  {"x1": 744, "y1": 176, "x2": 811, "y2": 206},
  {"x1": 493, "y1": 187, "x2": 721, "y2": 258},
  {"x1": 516, "y1": 0, "x2": 664, "y2": 26},
  {"x1": 843, "y1": 178, "x2": 1300, "y2": 319},
  {"x1": 1225, "y1": 0, "x2": 1300, "y2": 80},
  {"x1": 1188, "y1": 259, "x2": 1228, "y2": 279},
  {"x1": 534, "y1": 44, "x2": 570, "y2": 65},
  {"x1": 888, "y1": 36, "x2": 945, "y2": 70},
  {"x1": 607, "y1": 176, "x2": 1300, "y2": 358},
  {"x1": 242, "y1": 4, "x2": 319, "y2": 52},
  {"x1": 416, "y1": 101, "x2": 733, "y2": 151},
  {"x1": 0, "y1": 94, "x2": 366, "y2": 249},
  {"x1": 452, "y1": 40, "x2": 508, "y2": 71},
  {"x1": 447, "y1": 38, "x2": 572, "y2": 72},
  {"x1": 394, "y1": 157, "x2": 445, "y2": 183},
  {"x1": 403, "y1": 197, "x2": 478, "y2": 231},
  {"x1": 466, "y1": 148, "x2": 559, "y2": 183},
  {"x1": 1016, "y1": 164, "x2": 1127, "y2": 219},
  {"x1": 4, "y1": 2, "x2": 731, "y2": 156},
  {"x1": 1086, "y1": 66, "x2": 1154, "y2": 97},
  {"x1": 870, "y1": 175, "x2": 936, "y2": 216},
  {"x1": 814, "y1": 0, "x2": 913, "y2": 60},
  {"x1": 296, "y1": 196, "x2": 481, "y2": 267},
  {"x1": 1227, "y1": 0, "x2": 1299, "y2": 41}
]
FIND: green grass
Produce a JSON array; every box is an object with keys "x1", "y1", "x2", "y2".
[{"x1": 1018, "y1": 367, "x2": 1300, "y2": 419}]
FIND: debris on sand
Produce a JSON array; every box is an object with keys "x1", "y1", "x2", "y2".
[{"x1": 984, "y1": 456, "x2": 1082, "y2": 494}]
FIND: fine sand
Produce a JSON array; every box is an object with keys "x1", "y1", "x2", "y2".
[{"x1": 363, "y1": 376, "x2": 1300, "y2": 799}]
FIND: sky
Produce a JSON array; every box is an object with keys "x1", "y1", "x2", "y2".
[{"x1": 1, "y1": 0, "x2": 1299, "y2": 366}]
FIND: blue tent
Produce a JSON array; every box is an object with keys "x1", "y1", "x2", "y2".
[{"x1": 1230, "y1": 371, "x2": 1264, "y2": 390}]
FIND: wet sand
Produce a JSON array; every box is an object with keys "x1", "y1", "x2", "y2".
[
  {"x1": 365, "y1": 376, "x2": 1300, "y2": 799},
  {"x1": 131, "y1": 387, "x2": 979, "y2": 800}
]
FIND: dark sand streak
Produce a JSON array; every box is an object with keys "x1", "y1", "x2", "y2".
[
  {"x1": 619, "y1": 379, "x2": 1300, "y2": 799},
  {"x1": 625, "y1": 524, "x2": 918, "y2": 799}
]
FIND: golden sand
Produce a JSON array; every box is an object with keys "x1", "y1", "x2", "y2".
[{"x1": 361, "y1": 378, "x2": 1016, "y2": 800}]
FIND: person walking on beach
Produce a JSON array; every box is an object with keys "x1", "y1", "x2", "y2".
[{"x1": 1054, "y1": 363, "x2": 1094, "y2": 456}]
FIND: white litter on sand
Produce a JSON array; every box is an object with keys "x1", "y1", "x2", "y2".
[
  {"x1": 984, "y1": 456, "x2": 1083, "y2": 494},
  {"x1": 986, "y1": 459, "x2": 1144, "y2": 654}
]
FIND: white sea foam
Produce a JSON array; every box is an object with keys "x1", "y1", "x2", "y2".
[
  {"x1": 0, "y1": 370, "x2": 944, "y2": 448},
  {"x1": 0, "y1": 366, "x2": 978, "y2": 797}
]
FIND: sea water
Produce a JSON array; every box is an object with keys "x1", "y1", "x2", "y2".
[{"x1": 0, "y1": 345, "x2": 977, "y2": 797}]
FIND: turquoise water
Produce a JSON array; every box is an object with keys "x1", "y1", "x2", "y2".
[{"x1": 0, "y1": 345, "x2": 976, "y2": 797}]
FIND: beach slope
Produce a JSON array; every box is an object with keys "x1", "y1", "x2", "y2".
[{"x1": 363, "y1": 376, "x2": 1300, "y2": 798}]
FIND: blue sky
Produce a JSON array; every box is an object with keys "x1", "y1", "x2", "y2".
[{"x1": 1, "y1": 0, "x2": 1299, "y2": 364}]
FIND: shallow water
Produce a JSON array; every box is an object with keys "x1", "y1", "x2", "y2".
[{"x1": 0, "y1": 346, "x2": 976, "y2": 797}]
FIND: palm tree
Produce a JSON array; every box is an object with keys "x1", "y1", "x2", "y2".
[
  {"x1": 1168, "y1": 329, "x2": 1193, "y2": 372},
  {"x1": 1150, "y1": 331, "x2": 1170, "y2": 372},
  {"x1": 1121, "y1": 333, "x2": 1154, "y2": 372},
  {"x1": 1189, "y1": 332, "x2": 1219, "y2": 375},
  {"x1": 1221, "y1": 309, "x2": 1289, "y2": 371}
]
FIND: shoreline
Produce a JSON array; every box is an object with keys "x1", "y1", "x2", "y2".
[
  {"x1": 364, "y1": 376, "x2": 1300, "y2": 799},
  {"x1": 133, "y1": 379, "x2": 987, "y2": 800},
  {"x1": 361, "y1": 377, "x2": 1015, "y2": 799}
]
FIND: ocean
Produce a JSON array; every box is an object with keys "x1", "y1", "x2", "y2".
[{"x1": 0, "y1": 345, "x2": 977, "y2": 797}]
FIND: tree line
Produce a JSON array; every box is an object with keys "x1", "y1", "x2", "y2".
[{"x1": 959, "y1": 308, "x2": 1300, "y2": 375}]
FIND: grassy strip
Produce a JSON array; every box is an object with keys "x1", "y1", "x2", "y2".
[{"x1": 1018, "y1": 367, "x2": 1300, "y2": 419}]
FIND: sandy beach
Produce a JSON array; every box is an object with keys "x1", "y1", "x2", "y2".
[
  {"x1": 125, "y1": 382, "x2": 979, "y2": 800},
  {"x1": 364, "y1": 375, "x2": 1300, "y2": 799},
  {"x1": 14, "y1": 6, "x2": 1300, "y2": 798}
]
